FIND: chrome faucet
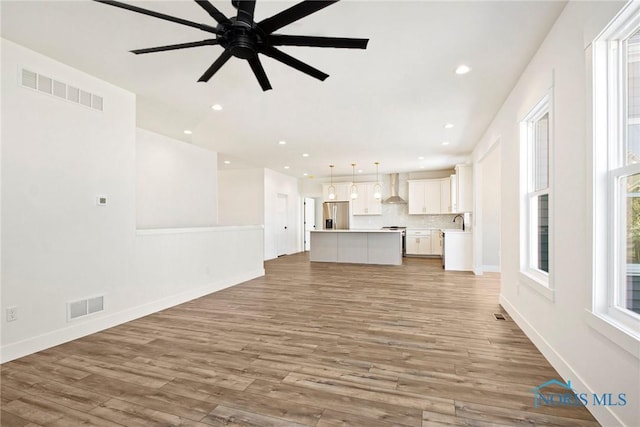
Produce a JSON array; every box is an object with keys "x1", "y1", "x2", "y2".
[{"x1": 453, "y1": 214, "x2": 465, "y2": 231}]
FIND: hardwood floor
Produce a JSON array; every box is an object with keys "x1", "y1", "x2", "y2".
[{"x1": 1, "y1": 253, "x2": 599, "y2": 426}]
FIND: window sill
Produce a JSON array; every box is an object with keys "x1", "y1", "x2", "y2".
[
  {"x1": 519, "y1": 271, "x2": 554, "y2": 301},
  {"x1": 584, "y1": 310, "x2": 640, "y2": 359}
]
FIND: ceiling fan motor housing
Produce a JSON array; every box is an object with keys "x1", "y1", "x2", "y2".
[{"x1": 218, "y1": 19, "x2": 263, "y2": 59}]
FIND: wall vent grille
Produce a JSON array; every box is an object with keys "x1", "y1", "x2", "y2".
[
  {"x1": 37, "y1": 74, "x2": 52, "y2": 94},
  {"x1": 53, "y1": 80, "x2": 66, "y2": 99},
  {"x1": 20, "y1": 68, "x2": 103, "y2": 112},
  {"x1": 21, "y1": 69, "x2": 37, "y2": 89},
  {"x1": 68, "y1": 295, "x2": 104, "y2": 321}
]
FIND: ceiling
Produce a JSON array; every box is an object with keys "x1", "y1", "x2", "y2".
[{"x1": 1, "y1": 0, "x2": 566, "y2": 179}]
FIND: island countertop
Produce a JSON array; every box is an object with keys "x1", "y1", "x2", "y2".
[
  {"x1": 310, "y1": 229, "x2": 403, "y2": 233},
  {"x1": 310, "y1": 229, "x2": 402, "y2": 265}
]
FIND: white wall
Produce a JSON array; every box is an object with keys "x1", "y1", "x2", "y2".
[
  {"x1": 264, "y1": 168, "x2": 302, "y2": 260},
  {"x1": 217, "y1": 168, "x2": 302, "y2": 260},
  {"x1": 1, "y1": 38, "x2": 137, "y2": 356},
  {"x1": 1, "y1": 39, "x2": 264, "y2": 362},
  {"x1": 471, "y1": 2, "x2": 637, "y2": 426},
  {"x1": 217, "y1": 168, "x2": 265, "y2": 226},
  {"x1": 474, "y1": 141, "x2": 501, "y2": 272},
  {"x1": 136, "y1": 128, "x2": 217, "y2": 229}
]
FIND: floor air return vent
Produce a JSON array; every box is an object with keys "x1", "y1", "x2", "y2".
[{"x1": 68, "y1": 296, "x2": 104, "y2": 321}]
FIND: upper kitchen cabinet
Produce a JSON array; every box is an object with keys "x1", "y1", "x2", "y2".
[
  {"x1": 352, "y1": 182, "x2": 382, "y2": 215},
  {"x1": 322, "y1": 182, "x2": 351, "y2": 202},
  {"x1": 440, "y1": 178, "x2": 451, "y2": 213},
  {"x1": 454, "y1": 164, "x2": 473, "y2": 212},
  {"x1": 408, "y1": 178, "x2": 451, "y2": 214},
  {"x1": 450, "y1": 174, "x2": 458, "y2": 213}
]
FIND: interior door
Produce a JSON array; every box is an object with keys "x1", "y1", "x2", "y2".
[
  {"x1": 276, "y1": 193, "x2": 288, "y2": 257},
  {"x1": 304, "y1": 198, "x2": 315, "y2": 251}
]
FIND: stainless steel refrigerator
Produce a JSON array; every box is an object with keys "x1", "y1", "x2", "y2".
[{"x1": 323, "y1": 201, "x2": 350, "y2": 230}]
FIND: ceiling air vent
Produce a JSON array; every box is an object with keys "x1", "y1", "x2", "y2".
[{"x1": 20, "y1": 68, "x2": 103, "y2": 112}]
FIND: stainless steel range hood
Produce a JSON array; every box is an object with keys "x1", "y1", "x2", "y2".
[{"x1": 383, "y1": 173, "x2": 407, "y2": 204}]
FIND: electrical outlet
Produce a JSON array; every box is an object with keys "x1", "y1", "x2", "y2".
[{"x1": 6, "y1": 307, "x2": 17, "y2": 322}]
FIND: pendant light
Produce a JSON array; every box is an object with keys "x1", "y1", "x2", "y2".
[
  {"x1": 373, "y1": 162, "x2": 382, "y2": 200},
  {"x1": 350, "y1": 163, "x2": 358, "y2": 199},
  {"x1": 328, "y1": 165, "x2": 336, "y2": 200}
]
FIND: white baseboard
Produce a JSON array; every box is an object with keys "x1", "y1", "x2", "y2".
[
  {"x1": 500, "y1": 295, "x2": 627, "y2": 427},
  {"x1": 473, "y1": 265, "x2": 501, "y2": 275},
  {"x1": 0, "y1": 268, "x2": 264, "y2": 363}
]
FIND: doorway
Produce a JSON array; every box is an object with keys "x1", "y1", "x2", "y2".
[
  {"x1": 303, "y1": 197, "x2": 316, "y2": 251},
  {"x1": 276, "y1": 193, "x2": 288, "y2": 257}
]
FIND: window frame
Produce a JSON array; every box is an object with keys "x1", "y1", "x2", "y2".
[
  {"x1": 590, "y1": 0, "x2": 640, "y2": 357},
  {"x1": 519, "y1": 91, "x2": 554, "y2": 300}
]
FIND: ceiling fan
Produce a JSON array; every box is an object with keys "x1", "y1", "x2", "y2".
[{"x1": 94, "y1": 0, "x2": 369, "y2": 91}]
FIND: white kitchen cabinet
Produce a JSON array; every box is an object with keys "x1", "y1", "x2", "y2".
[
  {"x1": 408, "y1": 178, "x2": 451, "y2": 214},
  {"x1": 432, "y1": 230, "x2": 443, "y2": 256},
  {"x1": 408, "y1": 181, "x2": 427, "y2": 214},
  {"x1": 450, "y1": 174, "x2": 458, "y2": 213},
  {"x1": 406, "y1": 229, "x2": 441, "y2": 256},
  {"x1": 322, "y1": 182, "x2": 351, "y2": 202},
  {"x1": 440, "y1": 179, "x2": 451, "y2": 213},
  {"x1": 443, "y1": 231, "x2": 472, "y2": 271},
  {"x1": 454, "y1": 164, "x2": 473, "y2": 212},
  {"x1": 352, "y1": 182, "x2": 382, "y2": 215}
]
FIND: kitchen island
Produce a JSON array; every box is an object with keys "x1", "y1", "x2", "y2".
[{"x1": 310, "y1": 230, "x2": 403, "y2": 265}]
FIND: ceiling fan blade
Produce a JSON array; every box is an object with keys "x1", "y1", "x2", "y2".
[
  {"x1": 131, "y1": 39, "x2": 219, "y2": 55},
  {"x1": 94, "y1": 0, "x2": 219, "y2": 34},
  {"x1": 194, "y1": 0, "x2": 230, "y2": 24},
  {"x1": 248, "y1": 57, "x2": 272, "y2": 91},
  {"x1": 198, "y1": 50, "x2": 233, "y2": 82},
  {"x1": 258, "y1": 1, "x2": 337, "y2": 34},
  {"x1": 235, "y1": 0, "x2": 256, "y2": 26},
  {"x1": 261, "y1": 46, "x2": 328, "y2": 81},
  {"x1": 269, "y1": 34, "x2": 368, "y2": 49}
]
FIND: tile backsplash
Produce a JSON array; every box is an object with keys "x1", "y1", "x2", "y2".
[{"x1": 351, "y1": 203, "x2": 469, "y2": 230}]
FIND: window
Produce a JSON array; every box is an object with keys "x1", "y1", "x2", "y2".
[
  {"x1": 520, "y1": 93, "x2": 552, "y2": 295},
  {"x1": 592, "y1": 1, "x2": 640, "y2": 348}
]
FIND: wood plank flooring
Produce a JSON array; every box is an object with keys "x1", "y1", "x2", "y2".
[{"x1": 1, "y1": 253, "x2": 599, "y2": 426}]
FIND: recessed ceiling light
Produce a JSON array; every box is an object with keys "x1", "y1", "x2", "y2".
[
  {"x1": 455, "y1": 65, "x2": 471, "y2": 75},
  {"x1": 211, "y1": 104, "x2": 223, "y2": 111},
  {"x1": 444, "y1": 123, "x2": 454, "y2": 129},
  {"x1": 183, "y1": 130, "x2": 192, "y2": 135},
  {"x1": 418, "y1": 156, "x2": 425, "y2": 160},
  {"x1": 284, "y1": 166, "x2": 290, "y2": 169},
  {"x1": 442, "y1": 141, "x2": 450, "y2": 146},
  {"x1": 303, "y1": 173, "x2": 308, "y2": 176},
  {"x1": 358, "y1": 169, "x2": 363, "y2": 173},
  {"x1": 419, "y1": 165, "x2": 425, "y2": 169},
  {"x1": 223, "y1": 160, "x2": 231, "y2": 164},
  {"x1": 302, "y1": 153, "x2": 309, "y2": 157},
  {"x1": 278, "y1": 140, "x2": 286, "y2": 145}
]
